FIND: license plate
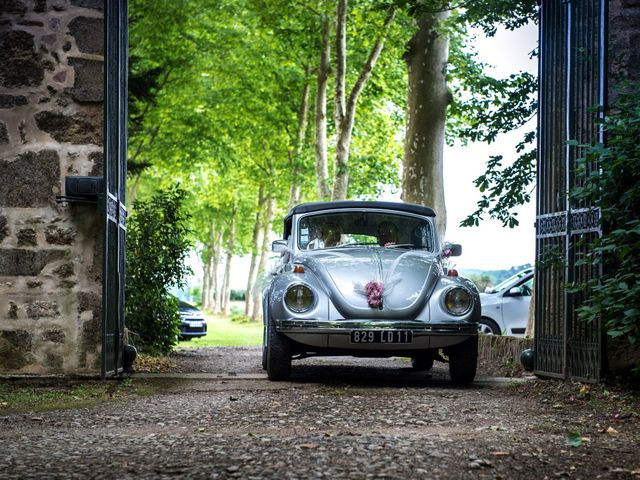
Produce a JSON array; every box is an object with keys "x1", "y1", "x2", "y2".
[
  {"x1": 350, "y1": 330, "x2": 413, "y2": 344},
  {"x1": 188, "y1": 321, "x2": 203, "y2": 328}
]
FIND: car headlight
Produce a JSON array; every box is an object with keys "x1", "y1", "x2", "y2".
[
  {"x1": 444, "y1": 287, "x2": 473, "y2": 316},
  {"x1": 285, "y1": 284, "x2": 315, "y2": 313}
]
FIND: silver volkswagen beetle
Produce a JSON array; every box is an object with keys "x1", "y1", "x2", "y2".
[{"x1": 262, "y1": 201, "x2": 480, "y2": 384}]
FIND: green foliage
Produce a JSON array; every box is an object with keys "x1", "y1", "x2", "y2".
[
  {"x1": 467, "y1": 273, "x2": 492, "y2": 292},
  {"x1": 230, "y1": 290, "x2": 246, "y2": 301},
  {"x1": 126, "y1": 185, "x2": 193, "y2": 354},
  {"x1": 569, "y1": 84, "x2": 640, "y2": 345}
]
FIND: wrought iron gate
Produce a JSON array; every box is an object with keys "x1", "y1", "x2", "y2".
[
  {"x1": 535, "y1": 0, "x2": 605, "y2": 382},
  {"x1": 102, "y1": 0, "x2": 128, "y2": 378}
]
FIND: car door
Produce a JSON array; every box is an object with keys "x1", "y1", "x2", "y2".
[{"x1": 501, "y1": 276, "x2": 533, "y2": 335}]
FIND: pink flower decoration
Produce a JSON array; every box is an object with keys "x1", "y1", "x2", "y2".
[{"x1": 364, "y1": 281, "x2": 384, "y2": 309}]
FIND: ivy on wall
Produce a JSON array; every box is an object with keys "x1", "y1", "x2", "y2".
[{"x1": 569, "y1": 84, "x2": 640, "y2": 350}]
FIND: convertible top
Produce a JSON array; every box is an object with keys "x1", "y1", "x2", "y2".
[
  {"x1": 286, "y1": 201, "x2": 436, "y2": 218},
  {"x1": 283, "y1": 201, "x2": 435, "y2": 238}
]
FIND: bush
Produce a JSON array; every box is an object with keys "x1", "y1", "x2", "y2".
[
  {"x1": 125, "y1": 185, "x2": 192, "y2": 354},
  {"x1": 230, "y1": 289, "x2": 246, "y2": 301},
  {"x1": 571, "y1": 84, "x2": 640, "y2": 346}
]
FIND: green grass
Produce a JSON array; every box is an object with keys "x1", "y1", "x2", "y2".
[
  {"x1": 0, "y1": 378, "x2": 158, "y2": 415},
  {"x1": 176, "y1": 310, "x2": 263, "y2": 348}
]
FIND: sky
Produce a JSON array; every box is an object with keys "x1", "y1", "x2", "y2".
[{"x1": 440, "y1": 22, "x2": 538, "y2": 271}]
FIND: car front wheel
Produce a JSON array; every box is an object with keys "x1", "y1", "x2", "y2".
[
  {"x1": 261, "y1": 323, "x2": 267, "y2": 370},
  {"x1": 446, "y1": 335, "x2": 478, "y2": 386},
  {"x1": 266, "y1": 318, "x2": 291, "y2": 381}
]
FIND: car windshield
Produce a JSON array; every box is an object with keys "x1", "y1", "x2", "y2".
[
  {"x1": 297, "y1": 211, "x2": 435, "y2": 251},
  {"x1": 486, "y1": 269, "x2": 533, "y2": 294}
]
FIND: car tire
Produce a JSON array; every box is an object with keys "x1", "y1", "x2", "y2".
[
  {"x1": 266, "y1": 318, "x2": 291, "y2": 381},
  {"x1": 261, "y1": 322, "x2": 267, "y2": 371},
  {"x1": 446, "y1": 335, "x2": 478, "y2": 386},
  {"x1": 478, "y1": 317, "x2": 501, "y2": 335},
  {"x1": 411, "y1": 354, "x2": 434, "y2": 371}
]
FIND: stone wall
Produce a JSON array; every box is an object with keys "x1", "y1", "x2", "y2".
[
  {"x1": 0, "y1": 0, "x2": 104, "y2": 375},
  {"x1": 608, "y1": 0, "x2": 640, "y2": 99}
]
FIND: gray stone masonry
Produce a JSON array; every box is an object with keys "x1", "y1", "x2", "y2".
[{"x1": 0, "y1": 0, "x2": 104, "y2": 375}]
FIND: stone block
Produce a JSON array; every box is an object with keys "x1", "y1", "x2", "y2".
[
  {"x1": 1, "y1": 330, "x2": 32, "y2": 350},
  {"x1": 17, "y1": 228, "x2": 37, "y2": 246},
  {"x1": 89, "y1": 151, "x2": 103, "y2": 176},
  {"x1": 0, "y1": 122, "x2": 8, "y2": 144},
  {"x1": 34, "y1": 110, "x2": 102, "y2": 145},
  {"x1": 0, "y1": 249, "x2": 65, "y2": 276},
  {"x1": 33, "y1": 0, "x2": 46, "y2": 13},
  {"x1": 0, "y1": 95, "x2": 28, "y2": 109},
  {"x1": 0, "y1": 330, "x2": 33, "y2": 370},
  {"x1": 42, "y1": 329, "x2": 66, "y2": 343},
  {"x1": 53, "y1": 262, "x2": 74, "y2": 278},
  {"x1": 70, "y1": 0, "x2": 103, "y2": 12},
  {"x1": 0, "y1": 150, "x2": 60, "y2": 207},
  {"x1": 26, "y1": 300, "x2": 60, "y2": 318},
  {"x1": 0, "y1": 0, "x2": 27, "y2": 15},
  {"x1": 0, "y1": 30, "x2": 45, "y2": 88},
  {"x1": 45, "y1": 352, "x2": 63, "y2": 370},
  {"x1": 77, "y1": 291, "x2": 101, "y2": 317},
  {"x1": 66, "y1": 58, "x2": 103, "y2": 102},
  {"x1": 0, "y1": 216, "x2": 8, "y2": 243},
  {"x1": 45, "y1": 225, "x2": 76, "y2": 245},
  {"x1": 68, "y1": 16, "x2": 103, "y2": 55}
]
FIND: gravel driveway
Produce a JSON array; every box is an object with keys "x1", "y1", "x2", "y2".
[{"x1": 1, "y1": 347, "x2": 638, "y2": 479}]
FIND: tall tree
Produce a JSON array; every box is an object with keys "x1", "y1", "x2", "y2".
[
  {"x1": 402, "y1": 10, "x2": 450, "y2": 238},
  {"x1": 330, "y1": 1, "x2": 397, "y2": 200}
]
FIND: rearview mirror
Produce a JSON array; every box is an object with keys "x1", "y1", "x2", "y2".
[
  {"x1": 272, "y1": 239, "x2": 288, "y2": 253},
  {"x1": 506, "y1": 286, "x2": 522, "y2": 296},
  {"x1": 443, "y1": 243, "x2": 462, "y2": 257}
]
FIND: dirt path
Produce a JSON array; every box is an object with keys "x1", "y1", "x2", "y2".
[{"x1": 1, "y1": 347, "x2": 638, "y2": 479}]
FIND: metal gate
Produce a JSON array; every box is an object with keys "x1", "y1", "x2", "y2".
[
  {"x1": 102, "y1": 0, "x2": 128, "y2": 378},
  {"x1": 535, "y1": 0, "x2": 605, "y2": 382}
]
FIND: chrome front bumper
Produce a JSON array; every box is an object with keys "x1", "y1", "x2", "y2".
[{"x1": 275, "y1": 318, "x2": 477, "y2": 350}]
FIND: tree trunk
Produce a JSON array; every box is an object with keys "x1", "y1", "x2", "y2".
[
  {"x1": 245, "y1": 186, "x2": 266, "y2": 317},
  {"x1": 401, "y1": 12, "x2": 450, "y2": 240},
  {"x1": 314, "y1": 15, "x2": 331, "y2": 201},
  {"x1": 252, "y1": 194, "x2": 274, "y2": 322},
  {"x1": 525, "y1": 281, "x2": 535, "y2": 338},
  {"x1": 288, "y1": 69, "x2": 312, "y2": 210},
  {"x1": 334, "y1": 0, "x2": 347, "y2": 133},
  {"x1": 201, "y1": 221, "x2": 217, "y2": 311},
  {"x1": 211, "y1": 228, "x2": 223, "y2": 314},
  {"x1": 222, "y1": 206, "x2": 237, "y2": 316},
  {"x1": 331, "y1": 7, "x2": 396, "y2": 201},
  {"x1": 202, "y1": 252, "x2": 211, "y2": 310}
]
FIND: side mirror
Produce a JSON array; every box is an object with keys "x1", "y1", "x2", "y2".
[
  {"x1": 272, "y1": 239, "x2": 288, "y2": 253},
  {"x1": 506, "y1": 286, "x2": 522, "y2": 296},
  {"x1": 443, "y1": 243, "x2": 462, "y2": 257}
]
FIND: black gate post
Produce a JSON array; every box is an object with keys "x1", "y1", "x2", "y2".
[{"x1": 102, "y1": 0, "x2": 128, "y2": 379}]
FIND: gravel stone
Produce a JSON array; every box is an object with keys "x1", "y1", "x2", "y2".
[{"x1": 0, "y1": 347, "x2": 638, "y2": 479}]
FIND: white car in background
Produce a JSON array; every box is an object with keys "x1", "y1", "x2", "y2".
[{"x1": 478, "y1": 268, "x2": 534, "y2": 337}]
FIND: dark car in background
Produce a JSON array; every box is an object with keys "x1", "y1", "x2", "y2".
[{"x1": 178, "y1": 301, "x2": 207, "y2": 339}]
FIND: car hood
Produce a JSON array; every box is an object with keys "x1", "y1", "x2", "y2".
[{"x1": 297, "y1": 247, "x2": 440, "y2": 319}]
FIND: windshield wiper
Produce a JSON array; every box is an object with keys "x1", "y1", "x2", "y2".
[
  {"x1": 329, "y1": 242, "x2": 378, "y2": 248},
  {"x1": 384, "y1": 243, "x2": 426, "y2": 249}
]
